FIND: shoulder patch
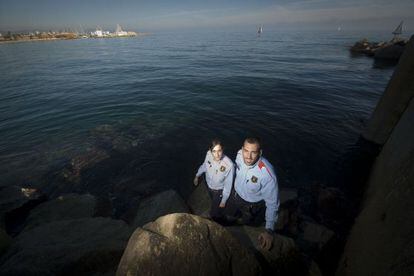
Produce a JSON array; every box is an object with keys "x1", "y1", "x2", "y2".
[
  {"x1": 258, "y1": 160, "x2": 266, "y2": 169},
  {"x1": 258, "y1": 160, "x2": 273, "y2": 178}
]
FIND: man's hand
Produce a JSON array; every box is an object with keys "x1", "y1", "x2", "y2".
[
  {"x1": 193, "y1": 176, "x2": 199, "y2": 186},
  {"x1": 258, "y1": 231, "x2": 274, "y2": 251},
  {"x1": 219, "y1": 202, "x2": 225, "y2": 208}
]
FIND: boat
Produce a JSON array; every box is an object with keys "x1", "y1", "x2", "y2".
[
  {"x1": 391, "y1": 21, "x2": 403, "y2": 42},
  {"x1": 257, "y1": 25, "x2": 263, "y2": 36}
]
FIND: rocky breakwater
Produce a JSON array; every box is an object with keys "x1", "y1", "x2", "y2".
[
  {"x1": 337, "y1": 35, "x2": 414, "y2": 276},
  {"x1": 350, "y1": 38, "x2": 408, "y2": 62},
  {"x1": 0, "y1": 180, "x2": 339, "y2": 275}
]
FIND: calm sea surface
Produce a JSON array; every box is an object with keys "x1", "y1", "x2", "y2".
[{"x1": 0, "y1": 30, "x2": 396, "y2": 200}]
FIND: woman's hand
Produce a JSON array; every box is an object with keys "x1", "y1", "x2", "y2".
[{"x1": 193, "y1": 176, "x2": 199, "y2": 186}]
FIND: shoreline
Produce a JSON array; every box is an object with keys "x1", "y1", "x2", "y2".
[{"x1": 0, "y1": 33, "x2": 149, "y2": 45}]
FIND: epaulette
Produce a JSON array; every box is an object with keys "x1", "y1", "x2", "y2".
[{"x1": 258, "y1": 160, "x2": 273, "y2": 178}]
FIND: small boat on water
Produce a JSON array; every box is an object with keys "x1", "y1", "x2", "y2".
[{"x1": 257, "y1": 25, "x2": 263, "y2": 36}]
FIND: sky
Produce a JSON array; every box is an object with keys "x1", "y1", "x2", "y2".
[{"x1": 1, "y1": 0, "x2": 414, "y2": 33}]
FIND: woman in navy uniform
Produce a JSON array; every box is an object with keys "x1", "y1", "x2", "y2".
[{"x1": 194, "y1": 139, "x2": 234, "y2": 222}]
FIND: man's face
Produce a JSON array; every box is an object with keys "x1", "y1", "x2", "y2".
[
  {"x1": 242, "y1": 142, "x2": 261, "y2": 166},
  {"x1": 211, "y1": 144, "x2": 223, "y2": 161}
]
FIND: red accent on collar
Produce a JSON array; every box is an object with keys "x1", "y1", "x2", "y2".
[{"x1": 258, "y1": 160, "x2": 265, "y2": 169}]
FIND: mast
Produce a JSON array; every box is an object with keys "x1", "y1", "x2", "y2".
[{"x1": 392, "y1": 21, "x2": 403, "y2": 40}]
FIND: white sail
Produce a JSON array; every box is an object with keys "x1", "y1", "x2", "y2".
[{"x1": 257, "y1": 25, "x2": 263, "y2": 36}]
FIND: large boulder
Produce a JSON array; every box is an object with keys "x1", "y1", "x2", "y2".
[
  {"x1": 227, "y1": 225, "x2": 307, "y2": 275},
  {"x1": 0, "y1": 217, "x2": 132, "y2": 275},
  {"x1": 186, "y1": 182, "x2": 211, "y2": 218},
  {"x1": 130, "y1": 189, "x2": 189, "y2": 229},
  {"x1": 117, "y1": 213, "x2": 261, "y2": 276},
  {"x1": 22, "y1": 193, "x2": 108, "y2": 231}
]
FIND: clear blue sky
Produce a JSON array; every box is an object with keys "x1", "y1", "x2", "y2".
[{"x1": 1, "y1": 0, "x2": 413, "y2": 32}]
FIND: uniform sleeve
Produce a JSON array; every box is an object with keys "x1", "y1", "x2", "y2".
[
  {"x1": 196, "y1": 152, "x2": 208, "y2": 177},
  {"x1": 220, "y1": 161, "x2": 234, "y2": 205},
  {"x1": 262, "y1": 175, "x2": 280, "y2": 231}
]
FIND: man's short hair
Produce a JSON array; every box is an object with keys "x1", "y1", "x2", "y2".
[{"x1": 244, "y1": 137, "x2": 261, "y2": 149}]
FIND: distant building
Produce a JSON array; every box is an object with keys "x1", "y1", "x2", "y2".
[
  {"x1": 115, "y1": 24, "x2": 128, "y2": 36},
  {"x1": 91, "y1": 29, "x2": 103, "y2": 37}
]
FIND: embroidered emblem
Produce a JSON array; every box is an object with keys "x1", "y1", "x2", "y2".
[
  {"x1": 251, "y1": 176, "x2": 258, "y2": 183},
  {"x1": 220, "y1": 166, "x2": 226, "y2": 172}
]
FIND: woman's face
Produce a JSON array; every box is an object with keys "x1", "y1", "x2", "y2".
[{"x1": 211, "y1": 144, "x2": 223, "y2": 161}]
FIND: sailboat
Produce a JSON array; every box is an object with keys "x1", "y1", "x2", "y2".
[
  {"x1": 392, "y1": 21, "x2": 403, "y2": 41},
  {"x1": 257, "y1": 25, "x2": 263, "y2": 36}
]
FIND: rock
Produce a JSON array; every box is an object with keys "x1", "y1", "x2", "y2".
[
  {"x1": 186, "y1": 182, "x2": 211, "y2": 218},
  {"x1": 316, "y1": 187, "x2": 347, "y2": 226},
  {"x1": 300, "y1": 221, "x2": 335, "y2": 251},
  {"x1": 0, "y1": 217, "x2": 132, "y2": 275},
  {"x1": 275, "y1": 188, "x2": 299, "y2": 235},
  {"x1": 131, "y1": 189, "x2": 189, "y2": 229},
  {"x1": 350, "y1": 39, "x2": 383, "y2": 56},
  {"x1": 22, "y1": 193, "x2": 104, "y2": 231},
  {"x1": 227, "y1": 225, "x2": 307, "y2": 275},
  {"x1": 0, "y1": 186, "x2": 46, "y2": 234},
  {"x1": 117, "y1": 213, "x2": 261, "y2": 276},
  {"x1": 308, "y1": 261, "x2": 323, "y2": 276},
  {"x1": 374, "y1": 41, "x2": 406, "y2": 61},
  {"x1": 0, "y1": 228, "x2": 12, "y2": 256},
  {"x1": 279, "y1": 188, "x2": 298, "y2": 206},
  {"x1": 70, "y1": 148, "x2": 109, "y2": 177}
]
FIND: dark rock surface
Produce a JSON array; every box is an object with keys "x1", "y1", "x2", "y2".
[
  {"x1": 186, "y1": 181, "x2": 211, "y2": 218},
  {"x1": 131, "y1": 189, "x2": 189, "y2": 229},
  {"x1": 22, "y1": 193, "x2": 102, "y2": 232},
  {"x1": 227, "y1": 225, "x2": 307, "y2": 275},
  {"x1": 0, "y1": 186, "x2": 46, "y2": 234},
  {"x1": 275, "y1": 188, "x2": 299, "y2": 235},
  {"x1": 0, "y1": 217, "x2": 132, "y2": 276},
  {"x1": 117, "y1": 213, "x2": 261, "y2": 276},
  {"x1": 0, "y1": 228, "x2": 11, "y2": 256},
  {"x1": 374, "y1": 40, "x2": 407, "y2": 61}
]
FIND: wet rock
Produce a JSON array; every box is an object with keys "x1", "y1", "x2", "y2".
[
  {"x1": 0, "y1": 186, "x2": 46, "y2": 234},
  {"x1": 186, "y1": 182, "x2": 211, "y2": 218},
  {"x1": 350, "y1": 39, "x2": 384, "y2": 56},
  {"x1": 227, "y1": 225, "x2": 307, "y2": 275},
  {"x1": 276, "y1": 189, "x2": 299, "y2": 235},
  {"x1": 117, "y1": 213, "x2": 261, "y2": 276},
  {"x1": 70, "y1": 148, "x2": 109, "y2": 177},
  {"x1": 131, "y1": 189, "x2": 189, "y2": 229},
  {"x1": 308, "y1": 261, "x2": 323, "y2": 276},
  {"x1": 299, "y1": 221, "x2": 335, "y2": 252},
  {"x1": 374, "y1": 41, "x2": 406, "y2": 61},
  {"x1": 0, "y1": 217, "x2": 132, "y2": 275},
  {"x1": 0, "y1": 228, "x2": 12, "y2": 256},
  {"x1": 316, "y1": 186, "x2": 347, "y2": 225},
  {"x1": 22, "y1": 193, "x2": 105, "y2": 231}
]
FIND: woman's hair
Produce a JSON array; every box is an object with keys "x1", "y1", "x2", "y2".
[{"x1": 209, "y1": 138, "x2": 223, "y2": 151}]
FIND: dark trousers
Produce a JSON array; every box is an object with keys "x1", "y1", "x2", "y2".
[
  {"x1": 207, "y1": 187, "x2": 225, "y2": 222},
  {"x1": 224, "y1": 190, "x2": 266, "y2": 227}
]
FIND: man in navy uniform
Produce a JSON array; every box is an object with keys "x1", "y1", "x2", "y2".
[{"x1": 226, "y1": 137, "x2": 279, "y2": 250}]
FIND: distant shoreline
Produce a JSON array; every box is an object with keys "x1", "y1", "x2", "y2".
[{"x1": 0, "y1": 33, "x2": 149, "y2": 45}]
